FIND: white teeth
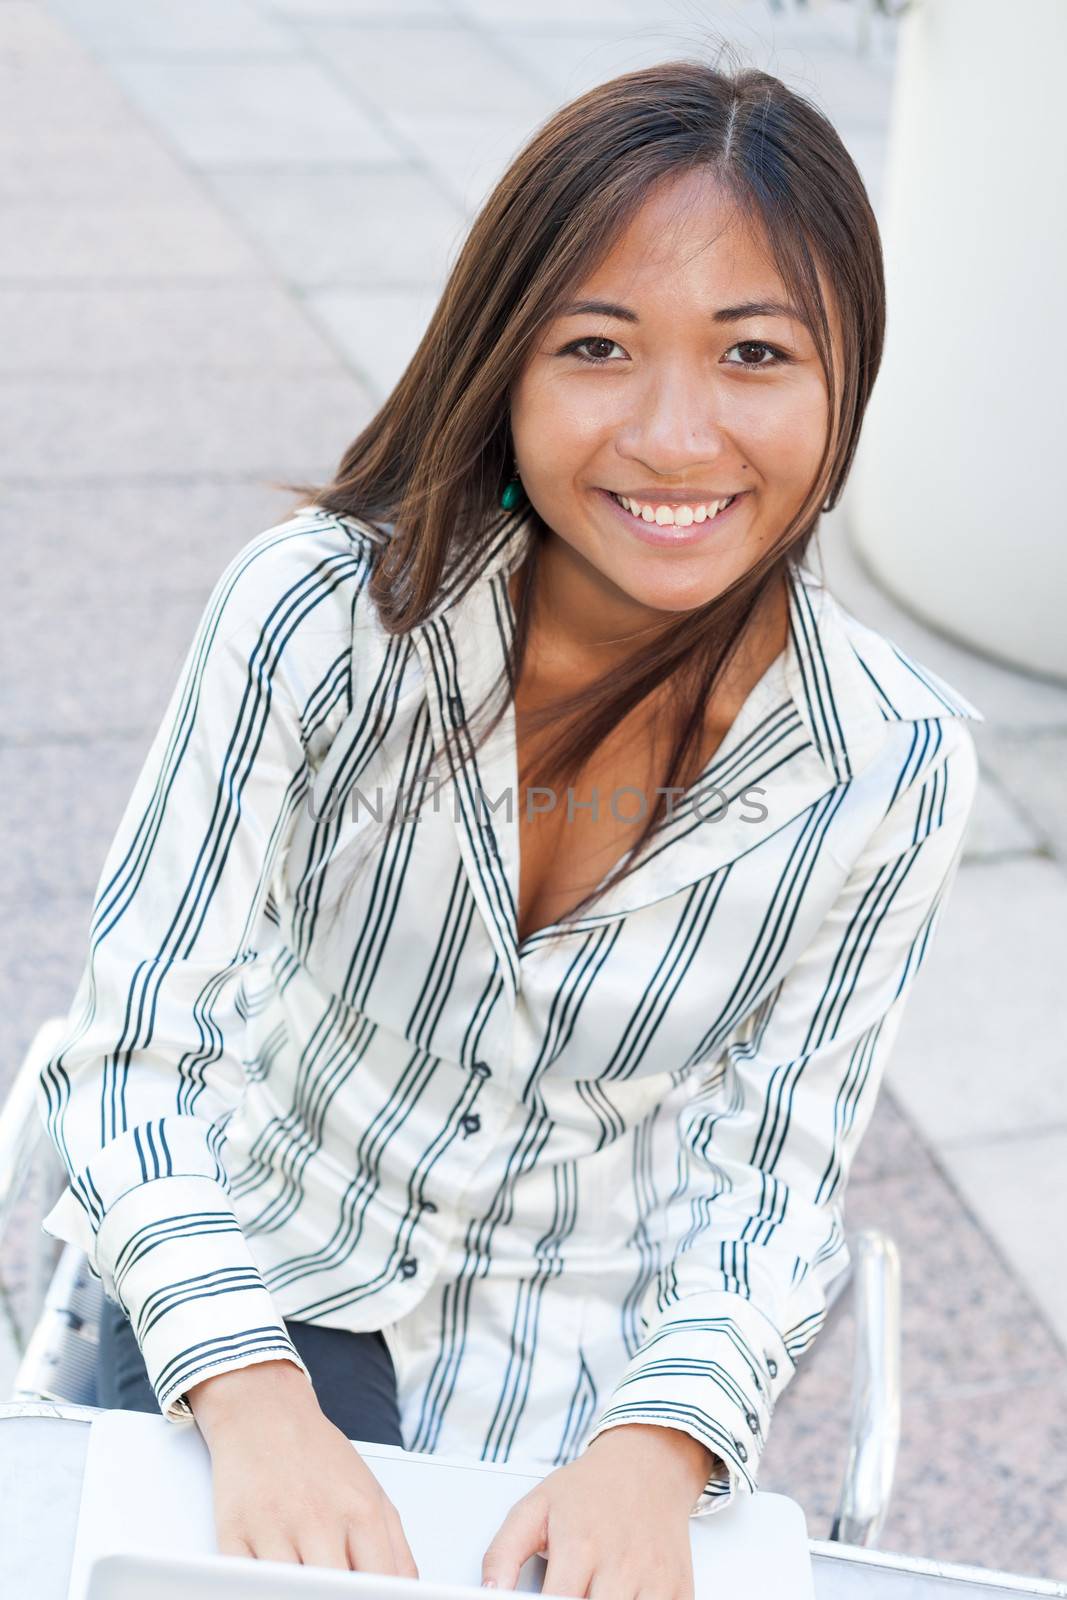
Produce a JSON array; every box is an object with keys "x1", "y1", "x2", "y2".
[{"x1": 611, "y1": 492, "x2": 736, "y2": 527}]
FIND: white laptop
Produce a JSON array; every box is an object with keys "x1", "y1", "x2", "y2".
[
  {"x1": 86, "y1": 1555, "x2": 543, "y2": 1600},
  {"x1": 72, "y1": 1410, "x2": 816, "y2": 1600}
]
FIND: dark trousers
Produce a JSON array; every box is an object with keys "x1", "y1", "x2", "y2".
[{"x1": 96, "y1": 1293, "x2": 404, "y2": 1446}]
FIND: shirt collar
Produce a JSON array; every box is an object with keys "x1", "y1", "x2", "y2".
[
  {"x1": 405, "y1": 502, "x2": 984, "y2": 994},
  {"x1": 424, "y1": 499, "x2": 985, "y2": 786}
]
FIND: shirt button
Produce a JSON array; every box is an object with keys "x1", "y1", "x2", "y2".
[
  {"x1": 420, "y1": 1199, "x2": 438, "y2": 1214},
  {"x1": 745, "y1": 1411, "x2": 759, "y2": 1433},
  {"x1": 766, "y1": 1356, "x2": 778, "y2": 1378},
  {"x1": 461, "y1": 1113, "x2": 481, "y2": 1135},
  {"x1": 735, "y1": 1441, "x2": 748, "y2": 1463},
  {"x1": 399, "y1": 1257, "x2": 418, "y2": 1278},
  {"x1": 472, "y1": 1061, "x2": 492, "y2": 1079}
]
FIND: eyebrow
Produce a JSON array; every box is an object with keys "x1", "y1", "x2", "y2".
[{"x1": 556, "y1": 297, "x2": 805, "y2": 325}]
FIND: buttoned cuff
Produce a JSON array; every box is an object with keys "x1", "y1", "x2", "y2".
[
  {"x1": 582, "y1": 1292, "x2": 796, "y2": 1517},
  {"x1": 40, "y1": 1119, "x2": 312, "y2": 1423}
]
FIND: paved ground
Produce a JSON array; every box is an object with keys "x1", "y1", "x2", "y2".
[{"x1": 2, "y1": 0, "x2": 1065, "y2": 1581}]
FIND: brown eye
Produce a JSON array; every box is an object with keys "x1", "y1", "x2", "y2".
[
  {"x1": 562, "y1": 337, "x2": 626, "y2": 364},
  {"x1": 723, "y1": 340, "x2": 789, "y2": 369}
]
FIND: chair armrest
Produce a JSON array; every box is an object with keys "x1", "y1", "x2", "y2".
[
  {"x1": 0, "y1": 1018, "x2": 73, "y2": 1355},
  {"x1": 830, "y1": 1227, "x2": 902, "y2": 1548},
  {"x1": 0, "y1": 1017, "x2": 70, "y2": 1232}
]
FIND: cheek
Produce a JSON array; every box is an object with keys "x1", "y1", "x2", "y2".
[
  {"x1": 732, "y1": 382, "x2": 828, "y2": 480},
  {"x1": 515, "y1": 381, "x2": 614, "y2": 486}
]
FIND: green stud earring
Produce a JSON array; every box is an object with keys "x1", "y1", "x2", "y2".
[{"x1": 500, "y1": 458, "x2": 523, "y2": 510}]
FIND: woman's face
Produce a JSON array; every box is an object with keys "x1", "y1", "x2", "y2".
[{"x1": 509, "y1": 168, "x2": 840, "y2": 626}]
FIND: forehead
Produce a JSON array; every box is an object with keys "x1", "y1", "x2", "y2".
[{"x1": 579, "y1": 168, "x2": 781, "y2": 297}]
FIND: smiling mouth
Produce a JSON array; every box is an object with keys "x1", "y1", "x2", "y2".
[{"x1": 606, "y1": 491, "x2": 741, "y2": 528}]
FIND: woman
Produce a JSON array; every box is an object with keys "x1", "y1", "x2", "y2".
[{"x1": 37, "y1": 58, "x2": 982, "y2": 1598}]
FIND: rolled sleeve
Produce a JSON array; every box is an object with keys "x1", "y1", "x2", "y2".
[
  {"x1": 585, "y1": 720, "x2": 980, "y2": 1515},
  {"x1": 36, "y1": 521, "x2": 367, "y2": 1421}
]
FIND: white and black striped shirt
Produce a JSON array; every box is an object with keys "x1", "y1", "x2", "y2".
[{"x1": 37, "y1": 502, "x2": 984, "y2": 1516}]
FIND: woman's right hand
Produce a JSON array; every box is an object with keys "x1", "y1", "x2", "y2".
[{"x1": 187, "y1": 1357, "x2": 420, "y2": 1575}]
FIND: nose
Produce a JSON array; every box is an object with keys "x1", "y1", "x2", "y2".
[{"x1": 615, "y1": 360, "x2": 733, "y2": 478}]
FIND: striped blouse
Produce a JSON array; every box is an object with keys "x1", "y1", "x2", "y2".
[{"x1": 36, "y1": 502, "x2": 984, "y2": 1517}]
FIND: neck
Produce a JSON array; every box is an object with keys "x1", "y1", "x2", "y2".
[{"x1": 508, "y1": 531, "x2": 789, "y2": 688}]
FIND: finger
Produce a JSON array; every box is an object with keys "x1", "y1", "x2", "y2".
[
  {"x1": 540, "y1": 1549, "x2": 593, "y2": 1600},
  {"x1": 215, "y1": 1530, "x2": 253, "y2": 1560},
  {"x1": 347, "y1": 1515, "x2": 402, "y2": 1576},
  {"x1": 382, "y1": 1503, "x2": 420, "y2": 1580},
  {"x1": 482, "y1": 1494, "x2": 548, "y2": 1591},
  {"x1": 247, "y1": 1536, "x2": 301, "y2": 1565},
  {"x1": 587, "y1": 1570, "x2": 630, "y2": 1600},
  {"x1": 297, "y1": 1532, "x2": 352, "y2": 1573},
  {"x1": 217, "y1": 1535, "x2": 255, "y2": 1562}
]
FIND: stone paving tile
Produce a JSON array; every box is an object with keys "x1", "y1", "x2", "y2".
[
  {"x1": 1, "y1": 480, "x2": 307, "y2": 604},
  {"x1": 941, "y1": 1131, "x2": 1067, "y2": 1353},
  {"x1": 201, "y1": 169, "x2": 465, "y2": 289},
  {"x1": 0, "y1": 0, "x2": 82, "y2": 56},
  {"x1": 103, "y1": 56, "x2": 403, "y2": 168},
  {"x1": 826, "y1": 123, "x2": 887, "y2": 214},
  {"x1": 0, "y1": 736, "x2": 159, "y2": 904},
  {"x1": 966, "y1": 771, "x2": 1045, "y2": 860},
  {"x1": 273, "y1": 0, "x2": 455, "y2": 15},
  {"x1": 0, "y1": 38, "x2": 138, "y2": 138},
  {"x1": 43, "y1": 0, "x2": 296, "y2": 55},
  {"x1": 767, "y1": 1350, "x2": 1067, "y2": 1580},
  {"x1": 0, "y1": 127, "x2": 209, "y2": 206},
  {"x1": 311, "y1": 20, "x2": 555, "y2": 119},
  {"x1": 0, "y1": 284, "x2": 342, "y2": 373},
  {"x1": 0, "y1": 892, "x2": 92, "y2": 1095},
  {"x1": 876, "y1": 1376, "x2": 1067, "y2": 1581},
  {"x1": 498, "y1": 27, "x2": 696, "y2": 103},
  {"x1": 761, "y1": 38, "x2": 894, "y2": 130},
  {"x1": 0, "y1": 370, "x2": 373, "y2": 481},
  {"x1": 303, "y1": 284, "x2": 442, "y2": 399},
  {"x1": 0, "y1": 201, "x2": 267, "y2": 280},
  {"x1": 1, "y1": 591, "x2": 208, "y2": 744},
  {"x1": 849, "y1": 1086, "x2": 941, "y2": 1187},
  {"x1": 824, "y1": 503, "x2": 1067, "y2": 730},
  {"x1": 972, "y1": 729, "x2": 1067, "y2": 867},
  {"x1": 458, "y1": 0, "x2": 701, "y2": 26},
  {"x1": 381, "y1": 106, "x2": 549, "y2": 216},
  {"x1": 886, "y1": 856, "x2": 1067, "y2": 1147},
  {"x1": 843, "y1": 1170, "x2": 1066, "y2": 1395}
]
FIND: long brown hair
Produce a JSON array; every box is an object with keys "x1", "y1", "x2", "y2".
[{"x1": 279, "y1": 51, "x2": 885, "y2": 937}]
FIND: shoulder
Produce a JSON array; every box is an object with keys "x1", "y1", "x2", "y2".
[
  {"x1": 832, "y1": 593, "x2": 984, "y2": 727},
  {"x1": 207, "y1": 504, "x2": 383, "y2": 647},
  {"x1": 181, "y1": 506, "x2": 390, "y2": 758},
  {"x1": 797, "y1": 575, "x2": 985, "y2": 861}
]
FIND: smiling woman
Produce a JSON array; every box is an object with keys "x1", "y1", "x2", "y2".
[
  {"x1": 38, "y1": 49, "x2": 982, "y2": 1600},
  {"x1": 291, "y1": 55, "x2": 881, "y2": 949}
]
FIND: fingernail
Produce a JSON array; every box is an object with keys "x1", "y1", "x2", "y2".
[{"x1": 482, "y1": 1581, "x2": 497, "y2": 1589}]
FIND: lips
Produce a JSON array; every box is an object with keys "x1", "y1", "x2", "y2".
[
  {"x1": 595, "y1": 485, "x2": 750, "y2": 548},
  {"x1": 610, "y1": 492, "x2": 738, "y2": 528}
]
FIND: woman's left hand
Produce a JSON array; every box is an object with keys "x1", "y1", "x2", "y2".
[{"x1": 480, "y1": 1423, "x2": 715, "y2": 1600}]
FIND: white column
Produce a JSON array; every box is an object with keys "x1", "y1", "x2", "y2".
[{"x1": 845, "y1": 0, "x2": 1067, "y2": 680}]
